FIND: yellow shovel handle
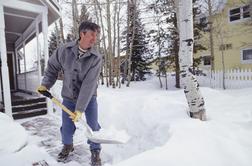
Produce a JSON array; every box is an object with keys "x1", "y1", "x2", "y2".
[
  {"x1": 50, "y1": 97, "x2": 93, "y2": 135},
  {"x1": 51, "y1": 97, "x2": 75, "y2": 117}
]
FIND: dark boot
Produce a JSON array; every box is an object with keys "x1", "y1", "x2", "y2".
[
  {"x1": 91, "y1": 149, "x2": 102, "y2": 166},
  {"x1": 57, "y1": 144, "x2": 74, "y2": 162}
]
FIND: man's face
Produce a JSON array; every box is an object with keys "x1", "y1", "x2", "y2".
[{"x1": 79, "y1": 30, "x2": 98, "y2": 49}]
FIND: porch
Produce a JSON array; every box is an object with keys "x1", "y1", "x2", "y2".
[
  {"x1": 0, "y1": 91, "x2": 47, "y2": 119},
  {"x1": 0, "y1": 0, "x2": 60, "y2": 119}
]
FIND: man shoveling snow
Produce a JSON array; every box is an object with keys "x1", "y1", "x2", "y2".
[{"x1": 37, "y1": 21, "x2": 129, "y2": 166}]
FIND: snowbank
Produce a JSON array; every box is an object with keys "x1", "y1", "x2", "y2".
[
  {"x1": 0, "y1": 77, "x2": 251, "y2": 166},
  {"x1": 0, "y1": 112, "x2": 27, "y2": 154}
]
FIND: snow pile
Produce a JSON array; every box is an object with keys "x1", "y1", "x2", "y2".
[
  {"x1": 0, "y1": 145, "x2": 56, "y2": 166},
  {"x1": 102, "y1": 85, "x2": 252, "y2": 166},
  {"x1": 0, "y1": 112, "x2": 27, "y2": 154}
]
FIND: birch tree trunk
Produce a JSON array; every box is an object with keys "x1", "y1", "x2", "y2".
[
  {"x1": 59, "y1": 18, "x2": 65, "y2": 43},
  {"x1": 177, "y1": 0, "x2": 206, "y2": 121}
]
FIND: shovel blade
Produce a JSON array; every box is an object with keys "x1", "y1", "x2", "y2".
[
  {"x1": 87, "y1": 136, "x2": 127, "y2": 144},
  {"x1": 86, "y1": 128, "x2": 130, "y2": 144}
]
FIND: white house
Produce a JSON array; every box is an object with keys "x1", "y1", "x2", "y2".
[{"x1": 0, "y1": 0, "x2": 60, "y2": 119}]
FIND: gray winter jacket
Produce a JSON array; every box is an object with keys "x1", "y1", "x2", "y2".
[{"x1": 41, "y1": 41, "x2": 102, "y2": 112}]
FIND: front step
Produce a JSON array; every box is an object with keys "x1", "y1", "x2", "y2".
[
  {"x1": 12, "y1": 97, "x2": 46, "y2": 106},
  {"x1": 13, "y1": 109, "x2": 47, "y2": 119},
  {"x1": 0, "y1": 97, "x2": 48, "y2": 119}
]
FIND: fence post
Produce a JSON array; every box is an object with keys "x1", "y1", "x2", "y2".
[
  {"x1": 226, "y1": 69, "x2": 229, "y2": 89},
  {"x1": 230, "y1": 69, "x2": 234, "y2": 89}
]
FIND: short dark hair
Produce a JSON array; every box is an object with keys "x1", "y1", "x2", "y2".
[{"x1": 78, "y1": 21, "x2": 100, "y2": 37}]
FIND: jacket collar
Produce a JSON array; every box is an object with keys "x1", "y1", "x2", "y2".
[{"x1": 65, "y1": 40, "x2": 100, "y2": 58}]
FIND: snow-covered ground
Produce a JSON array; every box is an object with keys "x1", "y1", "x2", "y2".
[{"x1": 0, "y1": 76, "x2": 252, "y2": 166}]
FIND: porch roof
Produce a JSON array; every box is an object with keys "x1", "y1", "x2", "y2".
[{"x1": 3, "y1": 0, "x2": 60, "y2": 48}]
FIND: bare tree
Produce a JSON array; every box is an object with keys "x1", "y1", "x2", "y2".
[
  {"x1": 116, "y1": 0, "x2": 122, "y2": 88},
  {"x1": 201, "y1": 0, "x2": 226, "y2": 71},
  {"x1": 94, "y1": 0, "x2": 109, "y2": 86},
  {"x1": 214, "y1": 12, "x2": 227, "y2": 89},
  {"x1": 112, "y1": 1, "x2": 118, "y2": 88},
  {"x1": 106, "y1": 0, "x2": 115, "y2": 88},
  {"x1": 58, "y1": 18, "x2": 65, "y2": 43},
  {"x1": 206, "y1": 0, "x2": 215, "y2": 71},
  {"x1": 72, "y1": 0, "x2": 79, "y2": 39},
  {"x1": 176, "y1": 0, "x2": 206, "y2": 121}
]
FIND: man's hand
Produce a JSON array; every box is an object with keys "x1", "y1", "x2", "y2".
[
  {"x1": 70, "y1": 110, "x2": 82, "y2": 122},
  {"x1": 36, "y1": 85, "x2": 48, "y2": 93}
]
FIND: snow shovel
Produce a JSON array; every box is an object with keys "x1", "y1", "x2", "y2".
[{"x1": 37, "y1": 89, "x2": 129, "y2": 144}]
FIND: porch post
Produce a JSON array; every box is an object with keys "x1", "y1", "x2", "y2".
[
  {"x1": 42, "y1": 9, "x2": 53, "y2": 114},
  {"x1": 22, "y1": 42, "x2": 27, "y2": 90},
  {"x1": 36, "y1": 18, "x2": 42, "y2": 84},
  {"x1": 42, "y1": 9, "x2": 49, "y2": 69},
  {"x1": 0, "y1": 5, "x2": 12, "y2": 118}
]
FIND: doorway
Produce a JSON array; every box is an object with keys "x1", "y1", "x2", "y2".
[{"x1": 7, "y1": 52, "x2": 15, "y2": 90}]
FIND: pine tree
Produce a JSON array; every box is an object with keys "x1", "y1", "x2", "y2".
[
  {"x1": 122, "y1": 3, "x2": 151, "y2": 81},
  {"x1": 48, "y1": 29, "x2": 60, "y2": 57},
  {"x1": 131, "y1": 14, "x2": 151, "y2": 81},
  {"x1": 48, "y1": 28, "x2": 63, "y2": 79},
  {"x1": 149, "y1": 0, "x2": 208, "y2": 87},
  {"x1": 149, "y1": 0, "x2": 180, "y2": 88},
  {"x1": 192, "y1": 0, "x2": 208, "y2": 73}
]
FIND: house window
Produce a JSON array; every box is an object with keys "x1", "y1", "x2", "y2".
[
  {"x1": 229, "y1": 5, "x2": 250, "y2": 22},
  {"x1": 241, "y1": 48, "x2": 252, "y2": 64},
  {"x1": 17, "y1": 47, "x2": 25, "y2": 74},
  {"x1": 202, "y1": 56, "x2": 211, "y2": 66},
  {"x1": 243, "y1": 5, "x2": 250, "y2": 18}
]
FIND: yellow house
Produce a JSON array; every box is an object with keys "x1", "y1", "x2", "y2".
[{"x1": 196, "y1": 0, "x2": 252, "y2": 71}]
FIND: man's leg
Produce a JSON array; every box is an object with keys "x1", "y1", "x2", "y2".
[
  {"x1": 58, "y1": 99, "x2": 76, "y2": 161},
  {"x1": 85, "y1": 96, "x2": 101, "y2": 150},
  {"x1": 61, "y1": 99, "x2": 76, "y2": 145},
  {"x1": 85, "y1": 96, "x2": 102, "y2": 166}
]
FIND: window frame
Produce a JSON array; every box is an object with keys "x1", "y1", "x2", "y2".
[
  {"x1": 202, "y1": 55, "x2": 211, "y2": 66},
  {"x1": 240, "y1": 48, "x2": 252, "y2": 64},
  {"x1": 228, "y1": 5, "x2": 251, "y2": 23}
]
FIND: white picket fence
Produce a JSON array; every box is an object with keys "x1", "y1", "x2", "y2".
[{"x1": 196, "y1": 69, "x2": 252, "y2": 89}]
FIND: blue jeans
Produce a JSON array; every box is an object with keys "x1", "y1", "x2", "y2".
[{"x1": 60, "y1": 96, "x2": 101, "y2": 150}]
